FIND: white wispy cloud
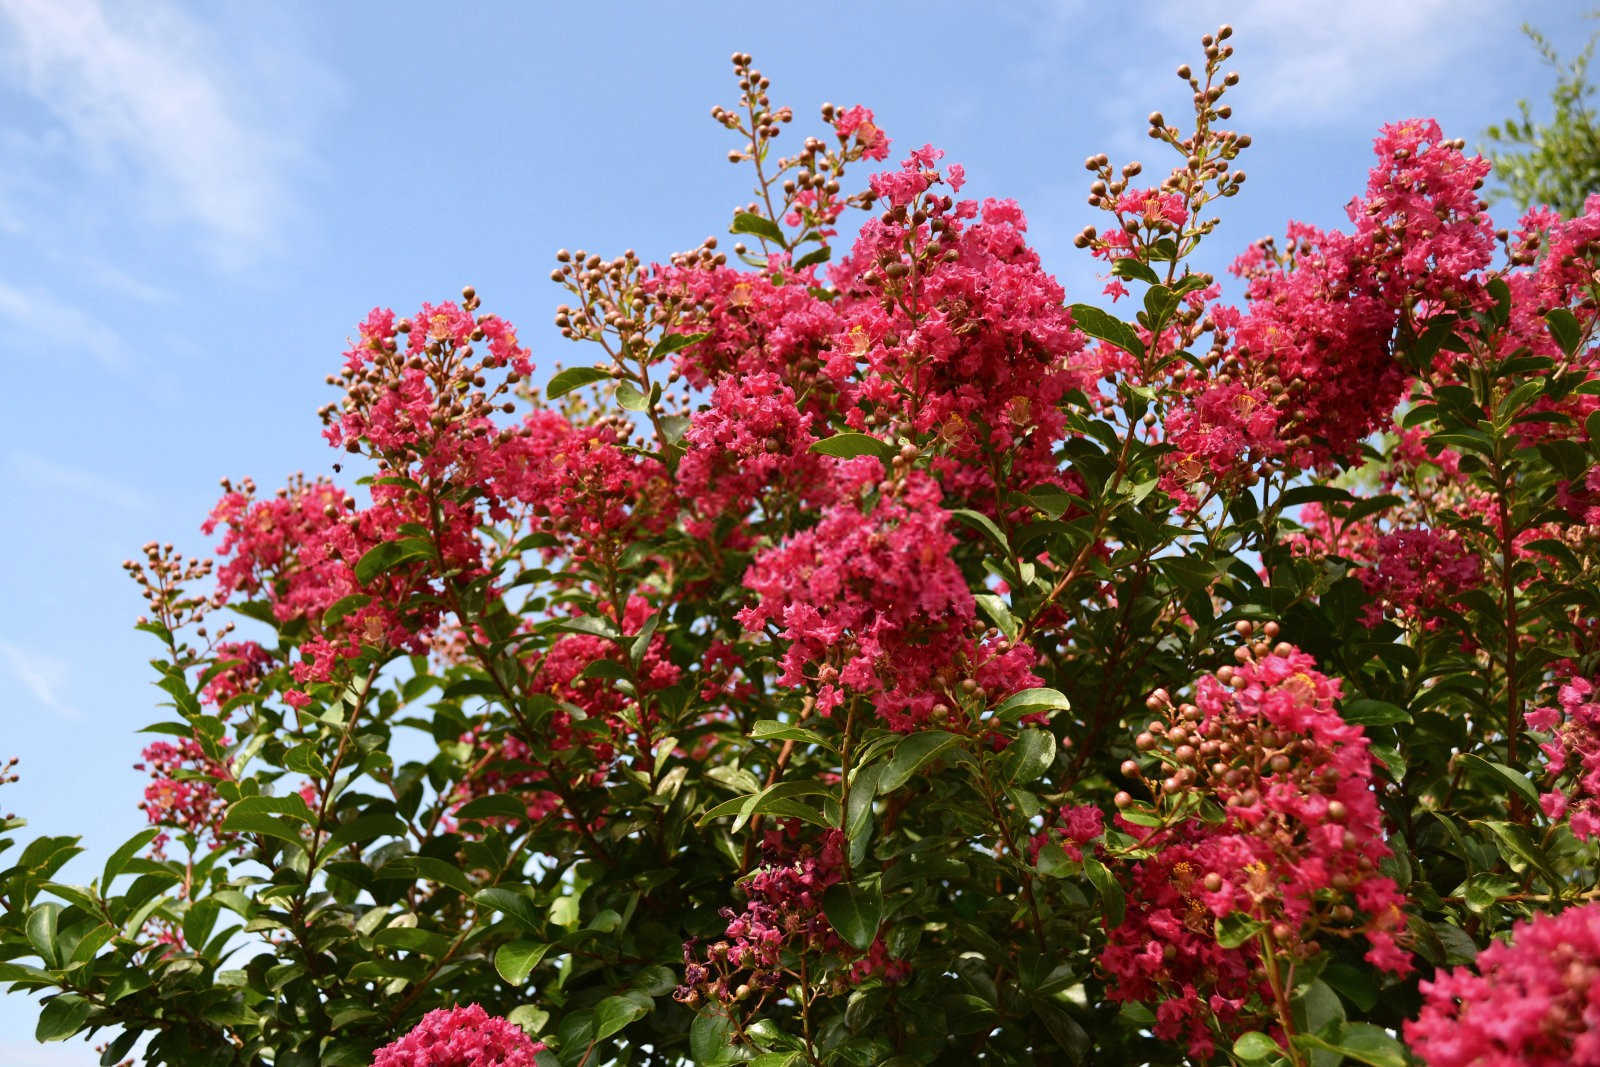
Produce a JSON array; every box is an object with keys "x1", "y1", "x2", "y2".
[
  {"x1": 0, "y1": 639, "x2": 81, "y2": 721},
  {"x1": 1149, "y1": 0, "x2": 1495, "y2": 122},
  {"x1": 0, "y1": 280, "x2": 126, "y2": 367},
  {"x1": 8, "y1": 450, "x2": 150, "y2": 512},
  {"x1": 0, "y1": 0, "x2": 332, "y2": 265}
]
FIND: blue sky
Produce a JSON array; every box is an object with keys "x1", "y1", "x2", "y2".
[{"x1": 0, "y1": 0, "x2": 1591, "y2": 1059}]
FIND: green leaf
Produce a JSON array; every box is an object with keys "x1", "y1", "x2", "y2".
[
  {"x1": 1457, "y1": 754, "x2": 1540, "y2": 809},
  {"x1": 321, "y1": 593, "x2": 372, "y2": 630},
  {"x1": 1069, "y1": 303, "x2": 1144, "y2": 357},
  {"x1": 750, "y1": 720, "x2": 830, "y2": 748},
  {"x1": 1477, "y1": 819, "x2": 1563, "y2": 891},
  {"x1": 993, "y1": 687, "x2": 1071, "y2": 721},
  {"x1": 452, "y1": 795, "x2": 529, "y2": 821},
  {"x1": 101, "y1": 827, "x2": 160, "y2": 889},
  {"x1": 1215, "y1": 911, "x2": 1266, "y2": 949},
  {"x1": 616, "y1": 381, "x2": 649, "y2": 411},
  {"x1": 323, "y1": 812, "x2": 407, "y2": 854},
  {"x1": 1084, "y1": 857, "x2": 1125, "y2": 928},
  {"x1": 1340, "y1": 699, "x2": 1412, "y2": 727},
  {"x1": 1546, "y1": 307, "x2": 1582, "y2": 355},
  {"x1": 593, "y1": 991, "x2": 652, "y2": 1040},
  {"x1": 731, "y1": 211, "x2": 786, "y2": 245},
  {"x1": 1233, "y1": 1031, "x2": 1282, "y2": 1062},
  {"x1": 809, "y1": 432, "x2": 891, "y2": 461},
  {"x1": 1002, "y1": 729, "x2": 1056, "y2": 784},
  {"x1": 221, "y1": 798, "x2": 309, "y2": 845},
  {"x1": 949, "y1": 508, "x2": 1009, "y2": 551},
  {"x1": 1113, "y1": 258, "x2": 1161, "y2": 285},
  {"x1": 494, "y1": 940, "x2": 551, "y2": 985},
  {"x1": 878, "y1": 730, "x2": 962, "y2": 794},
  {"x1": 1292, "y1": 1023, "x2": 1409, "y2": 1067},
  {"x1": 283, "y1": 743, "x2": 328, "y2": 778},
  {"x1": 376, "y1": 856, "x2": 474, "y2": 896},
  {"x1": 353, "y1": 538, "x2": 434, "y2": 586},
  {"x1": 476, "y1": 887, "x2": 543, "y2": 929},
  {"x1": 628, "y1": 612, "x2": 660, "y2": 669},
  {"x1": 793, "y1": 245, "x2": 831, "y2": 270},
  {"x1": 26, "y1": 902, "x2": 61, "y2": 965},
  {"x1": 1278, "y1": 484, "x2": 1354, "y2": 509},
  {"x1": 546, "y1": 365, "x2": 612, "y2": 399},
  {"x1": 650, "y1": 331, "x2": 709, "y2": 360},
  {"x1": 35, "y1": 996, "x2": 90, "y2": 1042},
  {"x1": 822, "y1": 880, "x2": 883, "y2": 952},
  {"x1": 974, "y1": 593, "x2": 1017, "y2": 642},
  {"x1": 690, "y1": 1011, "x2": 733, "y2": 1064}
]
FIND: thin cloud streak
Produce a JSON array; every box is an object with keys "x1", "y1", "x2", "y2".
[
  {"x1": 0, "y1": 280, "x2": 126, "y2": 367},
  {"x1": 0, "y1": 639, "x2": 81, "y2": 721},
  {"x1": 1149, "y1": 0, "x2": 1495, "y2": 123},
  {"x1": 0, "y1": 0, "x2": 328, "y2": 265},
  {"x1": 8, "y1": 451, "x2": 151, "y2": 513}
]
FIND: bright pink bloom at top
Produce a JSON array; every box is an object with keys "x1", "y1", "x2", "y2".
[
  {"x1": 1406, "y1": 902, "x2": 1600, "y2": 1067},
  {"x1": 371, "y1": 1003, "x2": 544, "y2": 1066}
]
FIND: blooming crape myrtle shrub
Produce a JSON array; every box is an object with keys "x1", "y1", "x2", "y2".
[{"x1": 3, "y1": 26, "x2": 1600, "y2": 1067}]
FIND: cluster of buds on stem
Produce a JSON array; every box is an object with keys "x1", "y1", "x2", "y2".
[{"x1": 124, "y1": 541, "x2": 216, "y2": 643}]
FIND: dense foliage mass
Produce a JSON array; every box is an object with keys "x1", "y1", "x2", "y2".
[{"x1": 4, "y1": 27, "x2": 1600, "y2": 1066}]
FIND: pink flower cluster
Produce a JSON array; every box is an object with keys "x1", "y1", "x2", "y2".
[
  {"x1": 134, "y1": 737, "x2": 231, "y2": 857},
  {"x1": 372, "y1": 1003, "x2": 544, "y2": 1066},
  {"x1": 1161, "y1": 120, "x2": 1495, "y2": 493},
  {"x1": 470, "y1": 410, "x2": 672, "y2": 560},
  {"x1": 205, "y1": 476, "x2": 447, "y2": 685},
  {"x1": 1028, "y1": 803, "x2": 1105, "y2": 864},
  {"x1": 738, "y1": 464, "x2": 1038, "y2": 730},
  {"x1": 829, "y1": 153, "x2": 1095, "y2": 504},
  {"x1": 675, "y1": 828, "x2": 906, "y2": 1007},
  {"x1": 1102, "y1": 645, "x2": 1409, "y2": 1058},
  {"x1": 832, "y1": 105, "x2": 889, "y2": 162},
  {"x1": 678, "y1": 371, "x2": 829, "y2": 537},
  {"x1": 199, "y1": 640, "x2": 274, "y2": 707},
  {"x1": 1358, "y1": 527, "x2": 1483, "y2": 628},
  {"x1": 1405, "y1": 902, "x2": 1600, "y2": 1067},
  {"x1": 1528, "y1": 676, "x2": 1600, "y2": 841}
]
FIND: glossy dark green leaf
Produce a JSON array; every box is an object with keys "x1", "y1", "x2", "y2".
[
  {"x1": 823, "y1": 880, "x2": 883, "y2": 952},
  {"x1": 1457, "y1": 754, "x2": 1540, "y2": 809},
  {"x1": 993, "y1": 688, "x2": 1071, "y2": 721},
  {"x1": 546, "y1": 365, "x2": 612, "y2": 399},
  {"x1": 1232, "y1": 1031, "x2": 1281, "y2": 1062},
  {"x1": 1341, "y1": 699, "x2": 1412, "y2": 727},
  {"x1": 1546, "y1": 307, "x2": 1581, "y2": 355},
  {"x1": 878, "y1": 730, "x2": 962, "y2": 794},
  {"x1": 593, "y1": 991, "x2": 652, "y2": 1040},
  {"x1": 35, "y1": 996, "x2": 90, "y2": 1042},
  {"x1": 809, "y1": 431, "x2": 891, "y2": 461},
  {"x1": 353, "y1": 538, "x2": 434, "y2": 585},
  {"x1": 494, "y1": 940, "x2": 551, "y2": 985},
  {"x1": 650, "y1": 330, "x2": 709, "y2": 360},
  {"x1": 101, "y1": 827, "x2": 160, "y2": 889},
  {"x1": 1002, "y1": 729, "x2": 1056, "y2": 784},
  {"x1": 1215, "y1": 911, "x2": 1265, "y2": 949},
  {"x1": 731, "y1": 211, "x2": 785, "y2": 245},
  {"x1": 1069, "y1": 303, "x2": 1144, "y2": 357},
  {"x1": 1292, "y1": 1023, "x2": 1408, "y2": 1067}
]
